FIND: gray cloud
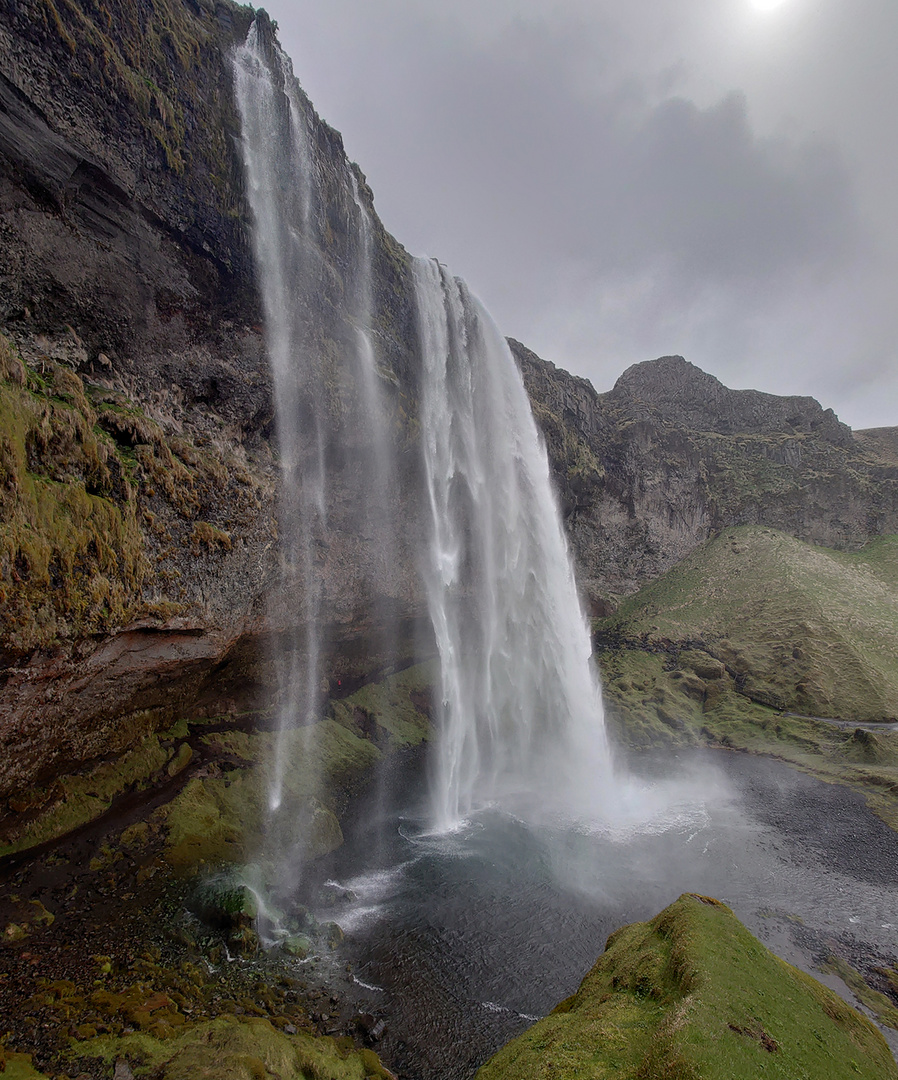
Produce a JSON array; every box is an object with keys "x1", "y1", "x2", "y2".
[{"x1": 265, "y1": 0, "x2": 896, "y2": 428}]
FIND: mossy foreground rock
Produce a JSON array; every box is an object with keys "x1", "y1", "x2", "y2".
[
  {"x1": 476, "y1": 894, "x2": 898, "y2": 1080},
  {"x1": 77, "y1": 1015, "x2": 395, "y2": 1080}
]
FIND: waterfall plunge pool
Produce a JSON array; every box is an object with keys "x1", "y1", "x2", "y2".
[{"x1": 282, "y1": 747, "x2": 898, "y2": 1080}]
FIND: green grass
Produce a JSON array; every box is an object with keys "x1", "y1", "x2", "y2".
[
  {"x1": 601, "y1": 526, "x2": 898, "y2": 723},
  {"x1": 75, "y1": 1015, "x2": 394, "y2": 1080},
  {"x1": 476, "y1": 894, "x2": 898, "y2": 1080},
  {"x1": 820, "y1": 956, "x2": 898, "y2": 1030},
  {"x1": 597, "y1": 526, "x2": 898, "y2": 828}
]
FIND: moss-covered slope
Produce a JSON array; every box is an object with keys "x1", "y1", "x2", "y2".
[
  {"x1": 476, "y1": 893, "x2": 898, "y2": 1080},
  {"x1": 601, "y1": 525, "x2": 898, "y2": 722},
  {"x1": 77, "y1": 1016, "x2": 396, "y2": 1080},
  {"x1": 597, "y1": 524, "x2": 898, "y2": 826},
  {"x1": 514, "y1": 345, "x2": 898, "y2": 614}
]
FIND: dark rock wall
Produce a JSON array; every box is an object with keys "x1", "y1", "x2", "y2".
[
  {"x1": 0, "y1": 0, "x2": 426, "y2": 804},
  {"x1": 513, "y1": 341, "x2": 898, "y2": 610}
]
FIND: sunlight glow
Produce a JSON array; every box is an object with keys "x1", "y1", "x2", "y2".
[{"x1": 749, "y1": 0, "x2": 790, "y2": 10}]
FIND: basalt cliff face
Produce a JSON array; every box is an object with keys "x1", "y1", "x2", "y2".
[
  {"x1": 513, "y1": 340, "x2": 898, "y2": 612},
  {"x1": 0, "y1": 0, "x2": 426, "y2": 805}
]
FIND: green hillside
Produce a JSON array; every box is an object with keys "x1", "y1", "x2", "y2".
[
  {"x1": 476, "y1": 893, "x2": 898, "y2": 1080},
  {"x1": 597, "y1": 526, "x2": 898, "y2": 826}
]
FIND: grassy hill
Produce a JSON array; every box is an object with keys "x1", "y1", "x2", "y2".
[
  {"x1": 596, "y1": 526, "x2": 898, "y2": 826},
  {"x1": 476, "y1": 893, "x2": 898, "y2": 1080}
]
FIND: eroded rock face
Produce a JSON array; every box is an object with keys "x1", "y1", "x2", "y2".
[
  {"x1": 512, "y1": 341, "x2": 898, "y2": 610},
  {"x1": 0, "y1": 1, "x2": 426, "y2": 804}
]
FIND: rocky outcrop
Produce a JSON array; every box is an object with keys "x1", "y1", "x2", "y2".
[
  {"x1": 513, "y1": 342, "x2": 898, "y2": 610},
  {"x1": 0, "y1": 0, "x2": 426, "y2": 806}
]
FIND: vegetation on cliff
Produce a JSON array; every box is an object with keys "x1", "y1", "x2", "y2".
[
  {"x1": 0, "y1": 330, "x2": 266, "y2": 654},
  {"x1": 476, "y1": 893, "x2": 898, "y2": 1080}
]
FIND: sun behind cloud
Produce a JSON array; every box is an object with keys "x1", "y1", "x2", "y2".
[{"x1": 749, "y1": 0, "x2": 790, "y2": 11}]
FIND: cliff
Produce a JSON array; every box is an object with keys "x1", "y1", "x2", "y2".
[
  {"x1": 1, "y1": 0, "x2": 896, "y2": 834},
  {"x1": 513, "y1": 341, "x2": 898, "y2": 612},
  {"x1": 0, "y1": 0, "x2": 425, "y2": 807}
]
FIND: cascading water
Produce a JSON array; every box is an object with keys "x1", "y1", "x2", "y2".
[
  {"x1": 347, "y1": 170, "x2": 399, "y2": 640},
  {"x1": 413, "y1": 259, "x2": 612, "y2": 832},
  {"x1": 234, "y1": 17, "x2": 611, "y2": 873},
  {"x1": 232, "y1": 23, "x2": 401, "y2": 890},
  {"x1": 233, "y1": 25, "x2": 326, "y2": 829}
]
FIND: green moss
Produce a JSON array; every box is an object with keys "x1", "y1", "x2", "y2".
[
  {"x1": 162, "y1": 719, "x2": 382, "y2": 870},
  {"x1": 162, "y1": 667, "x2": 433, "y2": 872},
  {"x1": 331, "y1": 660, "x2": 435, "y2": 750},
  {"x1": 598, "y1": 526, "x2": 898, "y2": 827},
  {"x1": 0, "y1": 733, "x2": 174, "y2": 857},
  {"x1": 820, "y1": 956, "x2": 898, "y2": 1030},
  {"x1": 0, "y1": 1050, "x2": 52, "y2": 1079},
  {"x1": 74, "y1": 1014, "x2": 392, "y2": 1079},
  {"x1": 0, "y1": 342, "x2": 266, "y2": 651},
  {"x1": 33, "y1": 0, "x2": 245, "y2": 178},
  {"x1": 0, "y1": 662, "x2": 433, "y2": 868},
  {"x1": 476, "y1": 894, "x2": 898, "y2": 1080}
]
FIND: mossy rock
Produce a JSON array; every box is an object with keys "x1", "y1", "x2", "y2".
[
  {"x1": 0, "y1": 1050, "x2": 52, "y2": 1079},
  {"x1": 476, "y1": 893, "x2": 898, "y2": 1080},
  {"x1": 74, "y1": 1014, "x2": 396, "y2": 1079},
  {"x1": 188, "y1": 871, "x2": 260, "y2": 928},
  {"x1": 330, "y1": 661, "x2": 435, "y2": 751},
  {"x1": 0, "y1": 731, "x2": 176, "y2": 858}
]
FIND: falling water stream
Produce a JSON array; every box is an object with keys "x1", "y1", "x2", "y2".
[
  {"x1": 233, "y1": 25, "x2": 402, "y2": 895},
  {"x1": 235, "y1": 18, "x2": 613, "y2": 862},
  {"x1": 414, "y1": 260, "x2": 612, "y2": 831},
  {"x1": 233, "y1": 25, "x2": 327, "y2": 833}
]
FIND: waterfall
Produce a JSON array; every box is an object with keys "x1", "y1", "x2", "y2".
[
  {"x1": 413, "y1": 259, "x2": 611, "y2": 831},
  {"x1": 234, "y1": 19, "x2": 612, "y2": 876},
  {"x1": 232, "y1": 23, "x2": 401, "y2": 888},
  {"x1": 233, "y1": 24, "x2": 327, "y2": 827}
]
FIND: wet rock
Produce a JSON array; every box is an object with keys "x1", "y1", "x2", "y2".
[
  {"x1": 282, "y1": 935, "x2": 312, "y2": 959},
  {"x1": 227, "y1": 926, "x2": 260, "y2": 958},
  {"x1": 188, "y1": 872, "x2": 258, "y2": 930},
  {"x1": 323, "y1": 922, "x2": 344, "y2": 950}
]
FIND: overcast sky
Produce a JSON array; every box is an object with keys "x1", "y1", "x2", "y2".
[{"x1": 263, "y1": 0, "x2": 897, "y2": 429}]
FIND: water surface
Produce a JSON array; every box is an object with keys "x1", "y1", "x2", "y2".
[{"x1": 298, "y1": 749, "x2": 898, "y2": 1079}]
